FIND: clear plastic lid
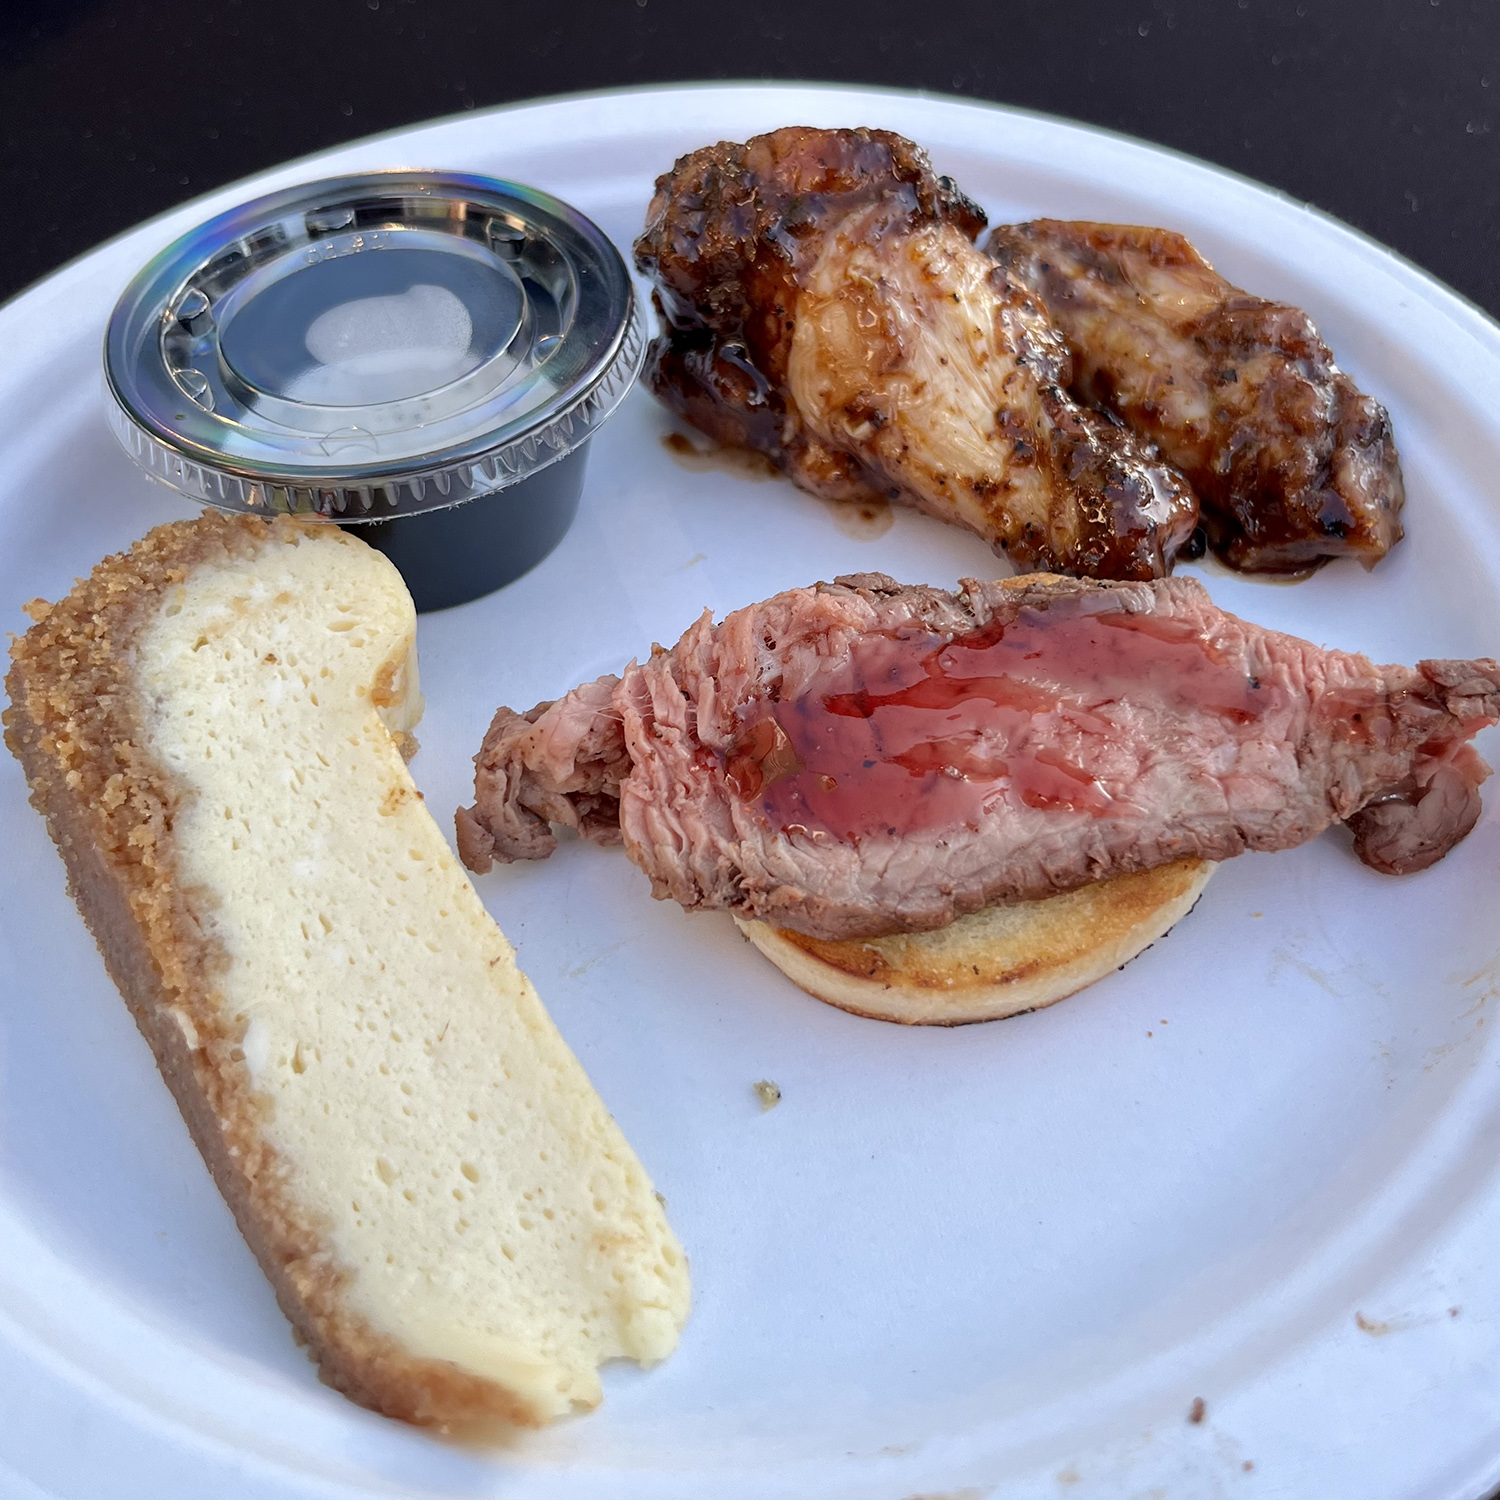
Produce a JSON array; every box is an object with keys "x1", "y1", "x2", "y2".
[{"x1": 104, "y1": 171, "x2": 644, "y2": 519}]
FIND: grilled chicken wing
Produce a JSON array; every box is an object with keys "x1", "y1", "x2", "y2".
[
  {"x1": 985, "y1": 221, "x2": 1405, "y2": 574},
  {"x1": 636, "y1": 128, "x2": 1198, "y2": 580}
]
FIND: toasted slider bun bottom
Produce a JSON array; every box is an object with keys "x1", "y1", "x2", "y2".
[
  {"x1": 737, "y1": 859, "x2": 1216, "y2": 1025},
  {"x1": 4, "y1": 515, "x2": 688, "y2": 1428}
]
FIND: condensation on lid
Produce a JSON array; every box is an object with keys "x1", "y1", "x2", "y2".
[{"x1": 103, "y1": 171, "x2": 644, "y2": 520}]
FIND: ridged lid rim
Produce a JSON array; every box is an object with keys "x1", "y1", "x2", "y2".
[{"x1": 103, "y1": 170, "x2": 643, "y2": 520}]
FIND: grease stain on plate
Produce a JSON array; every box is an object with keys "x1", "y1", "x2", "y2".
[
  {"x1": 817, "y1": 493, "x2": 895, "y2": 539},
  {"x1": 1356, "y1": 1306, "x2": 1461, "y2": 1336},
  {"x1": 662, "y1": 429, "x2": 779, "y2": 480}
]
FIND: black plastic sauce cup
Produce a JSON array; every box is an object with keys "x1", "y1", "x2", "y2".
[
  {"x1": 353, "y1": 443, "x2": 588, "y2": 613},
  {"x1": 104, "y1": 170, "x2": 644, "y2": 611}
]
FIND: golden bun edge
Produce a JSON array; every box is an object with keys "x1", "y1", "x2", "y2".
[{"x1": 736, "y1": 859, "x2": 1216, "y2": 1026}]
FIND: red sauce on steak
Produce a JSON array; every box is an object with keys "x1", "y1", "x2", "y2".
[{"x1": 724, "y1": 598, "x2": 1272, "y2": 842}]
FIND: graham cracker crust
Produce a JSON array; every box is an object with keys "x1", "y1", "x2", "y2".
[{"x1": 4, "y1": 513, "x2": 537, "y2": 1428}]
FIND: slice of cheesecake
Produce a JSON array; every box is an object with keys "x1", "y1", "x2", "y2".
[{"x1": 4, "y1": 513, "x2": 689, "y2": 1428}]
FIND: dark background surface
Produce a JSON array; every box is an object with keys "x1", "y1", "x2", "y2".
[
  {"x1": 2, "y1": 0, "x2": 1499, "y2": 316},
  {"x1": 4, "y1": 2, "x2": 1497, "y2": 1492}
]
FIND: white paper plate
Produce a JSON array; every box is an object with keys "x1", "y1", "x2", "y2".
[{"x1": 3, "y1": 83, "x2": 1500, "y2": 1500}]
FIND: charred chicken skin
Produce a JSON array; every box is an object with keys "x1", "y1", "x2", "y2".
[
  {"x1": 457, "y1": 572, "x2": 1497, "y2": 942},
  {"x1": 635, "y1": 128, "x2": 1199, "y2": 580},
  {"x1": 985, "y1": 221, "x2": 1405, "y2": 574}
]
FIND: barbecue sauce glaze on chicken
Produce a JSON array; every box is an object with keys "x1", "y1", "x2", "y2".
[
  {"x1": 636, "y1": 127, "x2": 1199, "y2": 580},
  {"x1": 986, "y1": 220, "x2": 1405, "y2": 574}
]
